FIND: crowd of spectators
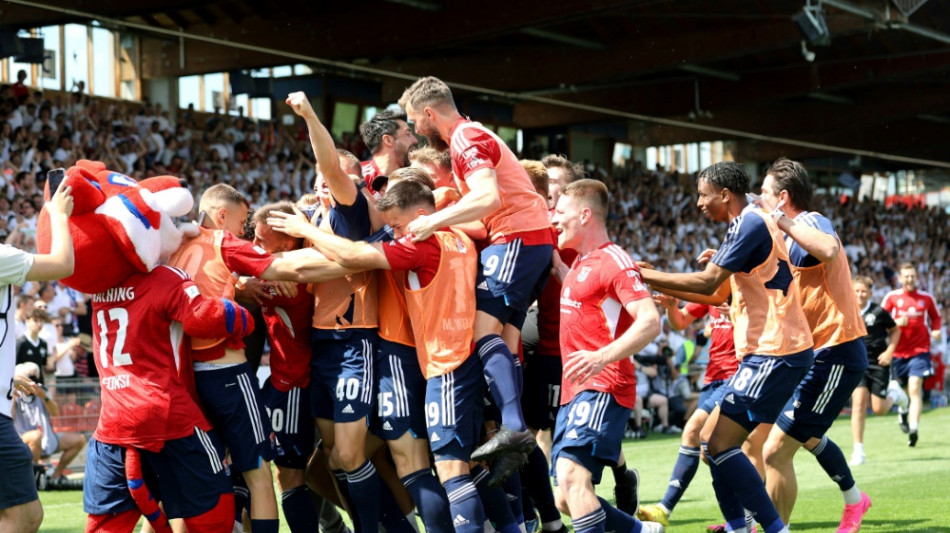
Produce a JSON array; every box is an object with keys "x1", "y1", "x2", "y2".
[{"x1": 2, "y1": 78, "x2": 947, "y2": 439}]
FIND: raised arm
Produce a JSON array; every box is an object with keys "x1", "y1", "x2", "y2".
[
  {"x1": 285, "y1": 92, "x2": 358, "y2": 206},
  {"x1": 27, "y1": 182, "x2": 74, "y2": 282}
]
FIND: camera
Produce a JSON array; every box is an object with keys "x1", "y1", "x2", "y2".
[{"x1": 633, "y1": 354, "x2": 666, "y2": 367}]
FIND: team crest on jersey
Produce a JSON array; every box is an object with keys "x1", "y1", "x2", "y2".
[
  {"x1": 897, "y1": 298, "x2": 904, "y2": 307},
  {"x1": 577, "y1": 266, "x2": 592, "y2": 282},
  {"x1": 864, "y1": 313, "x2": 876, "y2": 326}
]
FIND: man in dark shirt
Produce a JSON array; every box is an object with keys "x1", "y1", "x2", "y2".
[
  {"x1": 15, "y1": 309, "x2": 50, "y2": 386},
  {"x1": 849, "y1": 276, "x2": 905, "y2": 465}
]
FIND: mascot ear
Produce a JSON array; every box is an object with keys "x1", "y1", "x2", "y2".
[
  {"x1": 65, "y1": 170, "x2": 107, "y2": 216},
  {"x1": 139, "y1": 176, "x2": 194, "y2": 218}
]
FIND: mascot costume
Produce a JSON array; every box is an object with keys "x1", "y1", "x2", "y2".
[{"x1": 37, "y1": 160, "x2": 254, "y2": 533}]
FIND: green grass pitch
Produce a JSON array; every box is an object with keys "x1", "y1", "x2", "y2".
[{"x1": 39, "y1": 407, "x2": 950, "y2": 532}]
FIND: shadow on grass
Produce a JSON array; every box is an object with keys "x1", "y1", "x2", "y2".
[{"x1": 792, "y1": 518, "x2": 937, "y2": 531}]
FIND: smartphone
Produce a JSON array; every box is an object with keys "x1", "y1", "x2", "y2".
[{"x1": 47, "y1": 168, "x2": 66, "y2": 195}]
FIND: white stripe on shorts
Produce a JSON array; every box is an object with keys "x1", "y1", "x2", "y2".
[{"x1": 237, "y1": 373, "x2": 266, "y2": 443}]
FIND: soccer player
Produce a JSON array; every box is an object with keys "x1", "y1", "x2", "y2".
[
  {"x1": 850, "y1": 275, "x2": 905, "y2": 465},
  {"x1": 637, "y1": 294, "x2": 738, "y2": 527},
  {"x1": 756, "y1": 158, "x2": 871, "y2": 531},
  {"x1": 269, "y1": 179, "x2": 489, "y2": 533},
  {"x1": 881, "y1": 262, "x2": 942, "y2": 446},
  {"x1": 249, "y1": 202, "x2": 323, "y2": 533},
  {"x1": 168, "y1": 183, "x2": 281, "y2": 533},
  {"x1": 641, "y1": 161, "x2": 814, "y2": 533},
  {"x1": 0, "y1": 179, "x2": 73, "y2": 533},
  {"x1": 359, "y1": 109, "x2": 418, "y2": 193},
  {"x1": 399, "y1": 77, "x2": 554, "y2": 477},
  {"x1": 549, "y1": 178, "x2": 663, "y2": 533},
  {"x1": 285, "y1": 91, "x2": 385, "y2": 532}
]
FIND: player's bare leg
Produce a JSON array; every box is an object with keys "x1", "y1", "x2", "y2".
[
  {"x1": 243, "y1": 461, "x2": 279, "y2": 525},
  {"x1": 0, "y1": 500, "x2": 42, "y2": 533},
  {"x1": 762, "y1": 428, "x2": 804, "y2": 524}
]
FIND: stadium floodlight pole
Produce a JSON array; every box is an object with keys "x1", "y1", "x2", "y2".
[{"x1": 5, "y1": 0, "x2": 950, "y2": 170}]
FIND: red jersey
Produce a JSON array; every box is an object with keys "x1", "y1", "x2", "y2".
[
  {"x1": 449, "y1": 119, "x2": 551, "y2": 245},
  {"x1": 559, "y1": 243, "x2": 651, "y2": 409},
  {"x1": 361, "y1": 160, "x2": 383, "y2": 193},
  {"x1": 536, "y1": 247, "x2": 578, "y2": 357},
  {"x1": 91, "y1": 266, "x2": 212, "y2": 452},
  {"x1": 882, "y1": 288, "x2": 942, "y2": 358},
  {"x1": 684, "y1": 303, "x2": 738, "y2": 384},
  {"x1": 260, "y1": 283, "x2": 314, "y2": 391}
]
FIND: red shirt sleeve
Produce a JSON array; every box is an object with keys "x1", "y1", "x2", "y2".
[
  {"x1": 157, "y1": 266, "x2": 204, "y2": 324},
  {"x1": 452, "y1": 126, "x2": 501, "y2": 180},
  {"x1": 382, "y1": 236, "x2": 442, "y2": 287},
  {"x1": 684, "y1": 302, "x2": 710, "y2": 319},
  {"x1": 926, "y1": 295, "x2": 942, "y2": 331},
  {"x1": 220, "y1": 232, "x2": 275, "y2": 277},
  {"x1": 605, "y1": 261, "x2": 651, "y2": 308}
]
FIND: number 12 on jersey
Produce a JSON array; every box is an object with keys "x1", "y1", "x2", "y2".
[{"x1": 96, "y1": 308, "x2": 132, "y2": 368}]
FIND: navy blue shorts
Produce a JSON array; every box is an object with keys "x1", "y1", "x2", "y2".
[
  {"x1": 718, "y1": 349, "x2": 814, "y2": 432},
  {"x1": 522, "y1": 355, "x2": 563, "y2": 431},
  {"x1": 891, "y1": 352, "x2": 933, "y2": 384},
  {"x1": 83, "y1": 430, "x2": 231, "y2": 519},
  {"x1": 0, "y1": 415, "x2": 38, "y2": 510},
  {"x1": 261, "y1": 380, "x2": 315, "y2": 470},
  {"x1": 310, "y1": 330, "x2": 377, "y2": 423},
  {"x1": 697, "y1": 379, "x2": 729, "y2": 414},
  {"x1": 195, "y1": 362, "x2": 275, "y2": 473},
  {"x1": 551, "y1": 391, "x2": 630, "y2": 485},
  {"x1": 476, "y1": 241, "x2": 552, "y2": 329},
  {"x1": 373, "y1": 340, "x2": 427, "y2": 441},
  {"x1": 777, "y1": 339, "x2": 868, "y2": 443},
  {"x1": 426, "y1": 353, "x2": 485, "y2": 462}
]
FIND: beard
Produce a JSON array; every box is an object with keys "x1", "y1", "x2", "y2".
[
  {"x1": 416, "y1": 118, "x2": 449, "y2": 152},
  {"x1": 425, "y1": 133, "x2": 449, "y2": 152}
]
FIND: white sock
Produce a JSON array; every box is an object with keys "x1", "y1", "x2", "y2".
[
  {"x1": 406, "y1": 513, "x2": 420, "y2": 533},
  {"x1": 658, "y1": 503, "x2": 671, "y2": 514},
  {"x1": 910, "y1": 422, "x2": 919, "y2": 432},
  {"x1": 853, "y1": 442, "x2": 864, "y2": 454},
  {"x1": 541, "y1": 520, "x2": 564, "y2": 531},
  {"x1": 843, "y1": 485, "x2": 862, "y2": 505}
]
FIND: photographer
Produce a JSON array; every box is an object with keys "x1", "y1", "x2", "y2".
[{"x1": 634, "y1": 343, "x2": 682, "y2": 434}]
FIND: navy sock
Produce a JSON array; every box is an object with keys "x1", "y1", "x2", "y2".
[
  {"x1": 522, "y1": 446, "x2": 561, "y2": 524},
  {"x1": 345, "y1": 461, "x2": 381, "y2": 533},
  {"x1": 402, "y1": 469, "x2": 453, "y2": 533},
  {"x1": 250, "y1": 519, "x2": 279, "y2": 533},
  {"x1": 503, "y1": 470, "x2": 525, "y2": 524},
  {"x1": 442, "y1": 474, "x2": 485, "y2": 533},
  {"x1": 476, "y1": 334, "x2": 527, "y2": 431},
  {"x1": 473, "y1": 465, "x2": 520, "y2": 533},
  {"x1": 597, "y1": 497, "x2": 639, "y2": 532},
  {"x1": 379, "y1": 481, "x2": 417, "y2": 533},
  {"x1": 333, "y1": 469, "x2": 360, "y2": 531},
  {"x1": 810, "y1": 436, "x2": 856, "y2": 491},
  {"x1": 705, "y1": 444, "x2": 783, "y2": 533},
  {"x1": 234, "y1": 488, "x2": 249, "y2": 524},
  {"x1": 521, "y1": 483, "x2": 538, "y2": 522},
  {"x1": 572, "y1": 507, "x2": 607, "y2": 533},
  {"x1": 281, "y1": 485, "x2": 319, "y2": 533},
  {"x1": 660, "y1": 445, "x2": 701, "y2": 511}
]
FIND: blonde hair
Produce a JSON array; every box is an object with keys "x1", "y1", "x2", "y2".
[
  {"x1": 398, "y1": 76, "x2": 456, "y2": 113},
  {"x1": 520, "y1": 160, "x2": 549, "y2": 197},
  {"x1": 562, "y1": 179, "x2": 609, "y2": 222}
]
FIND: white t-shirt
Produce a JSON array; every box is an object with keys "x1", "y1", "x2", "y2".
[{"x1": 0, "y1": 245, "x2": 34, "y2": 418}]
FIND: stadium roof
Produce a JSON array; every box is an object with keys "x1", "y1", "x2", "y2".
[{"x1": 3, "y1": 0, "x2": 950, "y2": 170}]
